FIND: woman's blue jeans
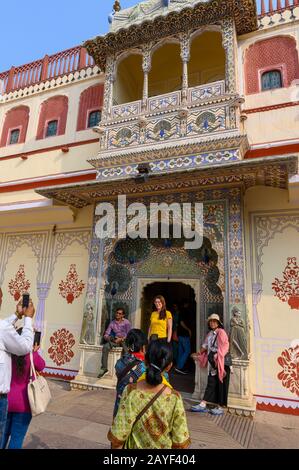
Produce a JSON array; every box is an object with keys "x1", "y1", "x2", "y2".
[
  {"x1": 177, "y1": 336, "x2": 191, "y2": 370},
  {"x1": 2, "y1": 412, "x2": 32, "y2": 449},
  {"x1": 0, "y1": 396, "x2": 8, "y2": 448}
]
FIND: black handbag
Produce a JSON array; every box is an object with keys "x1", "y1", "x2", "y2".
[
  {"x1": 224, "y1": 352, "x2": 232, "y2": 367},
  {"x1": 208, "y1": 350, "x2": 217, "y2": 369}
]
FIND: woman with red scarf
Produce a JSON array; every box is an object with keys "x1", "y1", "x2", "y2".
[{"x1": 191, "y1": 313, "x2": 231, "y2": 415}]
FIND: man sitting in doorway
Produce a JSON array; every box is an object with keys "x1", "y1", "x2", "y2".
[
  {"x1": 98, "y1": 308, "x2": 131, "y2": 378},
  {"x1": 175, "y1": 300, "x2": 192, "y2": 375}
]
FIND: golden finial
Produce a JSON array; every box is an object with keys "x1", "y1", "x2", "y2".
[{"x1": 113, "y1": 1, "x2": 121, "y2": 12}]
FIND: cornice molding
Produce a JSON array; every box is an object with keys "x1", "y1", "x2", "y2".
[
  {"x1": 35, "y1": 155, "x2": 297, "y2": 208},
  {"x1": 244, "y1": 101, "x2": 299, "y2": 114},
  {"x1": 0, "y1": 138, "x2": 99, "y2": 162},
  {"x1": 88, "y1": 132, "x2": 248, "y2": 168}
]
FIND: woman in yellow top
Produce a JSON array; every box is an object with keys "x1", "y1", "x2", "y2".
[{"x1": 148, "y1": 295, "x2": 172, "y2": 343}]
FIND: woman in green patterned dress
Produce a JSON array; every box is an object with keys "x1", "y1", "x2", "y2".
[{"x1": 107, "y1": 340, "x2": 190, "y2": 449}]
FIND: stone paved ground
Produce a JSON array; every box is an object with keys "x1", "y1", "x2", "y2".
[{"x1": 22, "y1": 380, "x2": 299, "y2": 450}]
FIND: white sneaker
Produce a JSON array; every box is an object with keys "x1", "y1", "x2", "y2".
[
  {"x1": 97, "y1": 368, "x2": 108, "y2": 378},
  {"x1": 209, "y1": 407, "x2": 224, "y2": 416},
  {"x1": 174, "y1": 367, "x2": 188, "y2": 375},
  {"x1": 191, "y1": 403, "x2": 208, "y2": 413}
]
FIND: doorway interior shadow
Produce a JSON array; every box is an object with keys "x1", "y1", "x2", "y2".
[{"x1": 141, "y1": 281, "x2": 196, "y2": 394}]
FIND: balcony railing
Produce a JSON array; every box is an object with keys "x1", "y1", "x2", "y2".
[
  {"x1": 100, "y1": 80, "x2": 241, "y2": 153},
  {"x1": 112, "y1": 100, "x2": 141, "y2": 119},
  {"x1": 110, "y1": 81, "x2": 226, "y2": 121},
  {"x1": 258, "y1": 0, "x2": 298, "y2": 16},
  {"x1": 0, "y1": 46, "x2": 95, "y2": 94},
  {"x1": 148, "y1": 90, "x2": 181, "y2": 113},
  {"x1": 188, "y1": 81, "x2": 225, "y2": 104}
]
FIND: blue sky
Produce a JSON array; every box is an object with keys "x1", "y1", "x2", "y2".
[{"x1": 1, "y1": 0, "x2": 262, "y2": 72}]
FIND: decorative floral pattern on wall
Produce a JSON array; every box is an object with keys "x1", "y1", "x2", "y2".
[
  {"x1": 272, "y1": 257, "x2": 299, "y2": 310},
  {"x1": 58, "y1": 264, "x2": 85, "y2": 304},
  {"x1": 8, "y1": 264, "x2": 31, "y2": 301},
  {"x1": 277, "y1": 345, "x2": 299, "y2": 397},
  {"x1": 48, "y1": 328, "x2": 75, "y2": 366}
]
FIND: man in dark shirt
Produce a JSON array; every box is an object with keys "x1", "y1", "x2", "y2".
[{"x1": 175, "y1": 301, "x2": 192, "y2": 374}]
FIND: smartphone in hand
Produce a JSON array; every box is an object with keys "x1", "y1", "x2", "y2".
[
  {"x1": 34, "y1": 331, "x2": 41, "y2": 346},
  {"x1": 22, "y1": 293, "x2": 30, "y2": 309}
]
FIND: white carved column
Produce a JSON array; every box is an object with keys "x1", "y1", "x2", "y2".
[
  {"x1": 142, "y1": 45, "x2": 152, "y2": 112},
  {"x1": 228, "y1": 359, "x2": 255, "y2": 416},
  {"x1": 35, "y1": 232, "x2": 56, "y2": 338},
  {"x1": 252, "y1": 282, "x2": 262, "y2": 337},
  {"x1": 0, "y1": 235, "x2": 8, "y2": 287},
  {"x1": 35, "y1": 282, "x2": 51, "y2": 334},
  {"x1": 102, "y1": 56, "x2": 116, "y2": 120},
  {"x1": 221, "y1": 18, "x2": 237, "y2": 94},
  {"x1": 180, "y1": 32, "x2": 190, "y2": 105}
]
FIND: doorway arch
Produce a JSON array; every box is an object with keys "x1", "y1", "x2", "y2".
[
  {"x1": 135, "y1": 277, "x2": 201, "y2": 350},
  {"x1": 135, "y1": 277, "x2": 200, "y2": 395}
]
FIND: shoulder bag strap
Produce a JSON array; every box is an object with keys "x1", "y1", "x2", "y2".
[
  {"x1": 211, "y1": 333, "x2": 218, "y2": 349},
  {"x1": 132, "y1": 384, "x2": 167, "y2": 429},
  {"x1": 117, "y1": 359, "x2": 140, "y2": 382},
  {"x1": 29, "y1": 351, "x2": 37, "y2": 381}
]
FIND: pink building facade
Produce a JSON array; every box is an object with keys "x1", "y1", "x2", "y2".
[{"x1": 0, "y1": 0, "x2": 298, "y2": 416}]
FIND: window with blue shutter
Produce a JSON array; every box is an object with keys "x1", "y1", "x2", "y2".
[
  {"x1": 9, "y1": 129, "x2": 20, "y2": 145},
  {"x1": 88, "y1": 110, "x2": 101, "y2": 128},
  {"x1": 46, "y1": 120, "x2": 58, "y2": 137},
  {"x1": 261, "y1": 70, "x2": 282, "y2": 91}
]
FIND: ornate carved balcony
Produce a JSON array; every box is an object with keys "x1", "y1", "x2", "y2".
[{"x1": 89, "y1": 80, "x2": 248, "y2": 181}]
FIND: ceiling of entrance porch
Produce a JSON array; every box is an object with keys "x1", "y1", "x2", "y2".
[{"x1": 35, "y1": 155, "x2": 298, "y2": 209}]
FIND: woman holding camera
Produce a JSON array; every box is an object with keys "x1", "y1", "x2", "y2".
[{"x1": 1, "y1": 330, "x2": 45, "y2": 449}]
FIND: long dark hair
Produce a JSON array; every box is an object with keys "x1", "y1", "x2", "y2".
[
  {"x1": 154, "y1": 295, "x2": 167, "y2": 320},
  {"x1": 12, "y1": 355, "x2": 26, "y2": 376},
  {"x1": 125, "y1": 328, "x2": 147, "y2": 353},
  {"x1": 12, "y1": 328, "x2": 26, "y2": 376},
  {"x1": 145, "y1": 340, "x2": 173, "y2": 386}
]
